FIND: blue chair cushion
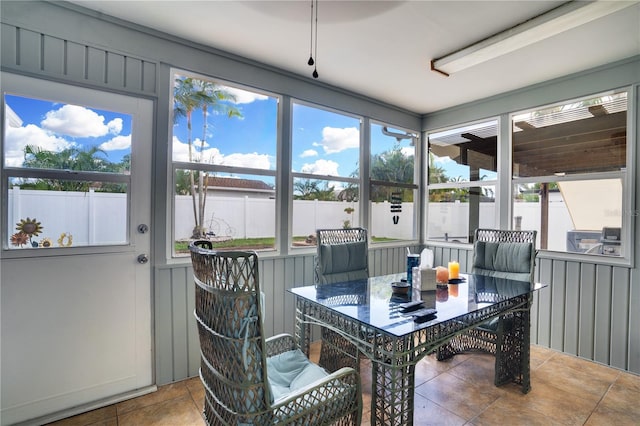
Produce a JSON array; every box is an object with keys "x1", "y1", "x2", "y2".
[
  {"x1": 473, "y1": 241, "x2": 533, "y2": 282},
  {"x1": 266, "y1": 349, "x2": 329, "y2": 403},
  {"x1": 317, "y1": 241, "x2": 368, "y2": 284}
]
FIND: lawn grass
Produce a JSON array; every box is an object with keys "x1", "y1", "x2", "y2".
[{"x1": 174, "y1": 235, "x2": 402, "y2": 253}]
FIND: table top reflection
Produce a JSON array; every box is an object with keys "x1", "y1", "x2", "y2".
[{"x1": 289, "y1": 273, "x2": 545, "y2": 338}]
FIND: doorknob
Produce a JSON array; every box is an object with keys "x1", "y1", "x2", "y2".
[
  {"x1": 138, "y1": 224, "x2": 149, "y2": 234},
  {"x1": 137, "y1": 254, "x2": 149, "y2": 264}
]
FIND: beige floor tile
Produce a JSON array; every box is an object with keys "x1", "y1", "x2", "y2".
[
  {"x1": 46, "y1": 406, "x2": 117, "y2": 426},
  {"x1": 413, "y1": 392, "x2": 466, "y2": 426},
  {"x1": 446, "y1": 354, "x2": 500, "y2": 388},
  {"x1": 504, "y1": 378, "x2": 597, "y2": 425},
  {"x1": 614, "y1": 371, "x2": 640, "y2": 393},
  {"x1": 185, "y1": 377, "x2": 206, "y2": 414},
  {"x1": 118, "y1": 395, "x2": 204, "y2": 426},
  {"x1": 584, "y1": 378, "x2": 640, "y2": 425},
  {"x1": 414, "y1": 372, "x2": 502, "y2": 421},
  {"x1": 533, "y1": 353, "x2": 619, "y2": 405},
  {"x1": 469, "y1": 395, "x2": 553, "y2": 426},
  {"x1": 116, "y1": 382, "x2": 190, "y2": 415},
  {"x1": 414, "y1": 353, "x2": 470, "y2": 387},
  {"x1": 529, "y1": 344, "x2": 555, "y2": 369}
]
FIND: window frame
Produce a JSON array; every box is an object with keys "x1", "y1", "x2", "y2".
[
  {"x1": 1, "y1": 73, "x2": 151, "y2": 258},
  {"x1": 169, "y1": 68, "x2": 281, "y2": 257},
  {"x1": 368, "y1": 120, "x2": 420, "y2": 245},
  {"x1": 425, "y1": 117, "x2": 500, "y2": 245},
  {"x1": 289, "y1": 99, "x2": 363, "y2": 249},
  {"x1": 509, "y1": 87, "x2": 634, "y2": 266}
]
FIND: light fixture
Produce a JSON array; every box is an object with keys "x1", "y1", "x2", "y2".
[
  {"x1": 430, "y1": 0, "x2": 637, "y2": 77},
  {"x1": 307, "y1": 0, "x2": 319, "y2": 78}
]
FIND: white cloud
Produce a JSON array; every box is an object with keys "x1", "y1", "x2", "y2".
[
  {"x1": 107, "y1": 118, "x2": 123, "y2": 135},
  {"x1": 318, "y1": 127, "x2": 359, "y2": 154},
  {"x1": 171, "y1": 136, "x2": 270, "y2": 169},
  {"x1": 224, "y1": 87, "x2": 268, "y2": 104},
  {"x1": 400, "y1": 146, "x2": 415, "y2": 157},
  {"x1": 99, "y1": 134, "x2": 131, "y2": 151},
  {"x1": 41, "y1": 104, "x2": 121, "y2": 138},
  {"x1": 4, "y1": 124, "x2": 73, "y2": 167},
  {"x1": 223, "y1": 152, "x2": 271, "y2": 169},
  {"x1": 300, "y1": 149, "x2": 318, "y2": 158},
  {"x1": 301, "y1": 159, "x2": 340, "y2": 176}
]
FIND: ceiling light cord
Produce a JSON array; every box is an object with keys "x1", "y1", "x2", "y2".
[
  {"x1": 307, "y1": 0, "x2": 319, "y2": 79},
  {"x1": 307, "y1": 0, "x2": 314, "y2": 66}
]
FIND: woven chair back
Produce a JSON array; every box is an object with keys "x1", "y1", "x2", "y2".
[
  {"x1": 316, "y1": 227, "x2": 368, "y2": 246},
  {"x1": 190, "y1": 241, "x2": 272, "y2": 424},
  {"x1": 473, "y1": 228, "x2": 537, "y2": 282}
]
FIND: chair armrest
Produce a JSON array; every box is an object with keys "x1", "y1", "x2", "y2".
[{"x1": 265, "y1": 333, "x2": 298, "y2": 357}]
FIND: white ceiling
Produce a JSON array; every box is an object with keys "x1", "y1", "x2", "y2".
[{"x1": 68, "y1": 0, "x2": 640, "y2": 114}]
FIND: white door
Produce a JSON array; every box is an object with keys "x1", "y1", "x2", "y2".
[{"x1": 1, "y1": 73, "x2": 154, "y2": 424}]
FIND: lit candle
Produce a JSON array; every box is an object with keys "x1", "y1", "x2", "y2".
[
  {"x1": 448, "y1": 261, "x2": 459, "y2": 279},
  {"x1": 436, "y1": 266, "x2": 449, "y2": 283}
]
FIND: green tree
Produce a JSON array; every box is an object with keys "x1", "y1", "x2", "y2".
[
  {"x1": 20, "y1": 145, "x2": 127, "y2": 192},
  {"x1": 173, "y1": 77, "x2": 242, "y2": 238},
  {"x1": 293, "y1": 179, "x2": 336, "y2": 200},
  {"x1": 427, "y1": 152, "x2": 453, "y2": 202},
  {"x1": 369, "y1": 147, "x2": 414, "y2": 202}
]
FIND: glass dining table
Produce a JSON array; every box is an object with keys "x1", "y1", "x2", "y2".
[{"x1": 289, "y1": 273, "x2": 547, "y2": 426}]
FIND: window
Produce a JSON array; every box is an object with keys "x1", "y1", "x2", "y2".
[
  {"x1": 511, "y1": 90, "x2": 628, "y2": 256},
  {"x1": 427, "y1": 119, "x2": 498, "y2": 243},
  {"x1": 369, "y1": 123, "x2": 419, "y2": 243},
  {"x1": 171, "y1": 71, "x2": 279, "y2": 255},
  {"x1": 291, "y1": 102, "x2": 360, "y2": 246},
  {"x1": 3, "y1": 93, "x2": 133, "y2": 250}
]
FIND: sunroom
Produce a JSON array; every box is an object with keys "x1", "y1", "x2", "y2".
[{"x1": 1, "y1": 1, "x2": 638, "y2": 425}]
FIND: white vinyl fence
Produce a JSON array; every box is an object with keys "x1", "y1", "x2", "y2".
[
  {"x1": 8, "y1": 187, "x2": 127, "y2": 247},
  {"x1": 9, "y1": 188, "x2": 575, "y2": 250}
]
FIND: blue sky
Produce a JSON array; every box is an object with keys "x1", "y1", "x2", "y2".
[
  {"x1": 4, "y1": 94, "x2": 132, "y2": 168},
  {"x1": 5, "y1": 82, "x2": 422, "y2": 183}
]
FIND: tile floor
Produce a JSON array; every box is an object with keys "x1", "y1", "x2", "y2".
[{"x1": 49, "y1": 343, "x2": 639, "y2": 426}]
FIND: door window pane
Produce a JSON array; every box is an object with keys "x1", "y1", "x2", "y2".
[
  {"x1": 7, "y1": 179, "x2": 128, "y2": 248},
  {"x1": 4, "y1": 95, "x2": 132, "y2": 173},
  {"x1": 4, "y1": 94, "x2": 133, "y2": 250}
]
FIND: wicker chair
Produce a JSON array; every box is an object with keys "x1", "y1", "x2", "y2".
[
  {"x1": 437, "y1": 228, "x2": 537, "y2": 387},
  {"x1": 314, "y1": 228, "x2": 369, "y2": 373},
  {"x1": 190, "y1": 241, "x2": 362, "y2": 425}
]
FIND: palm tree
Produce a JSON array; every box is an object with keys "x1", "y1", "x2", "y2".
[
  {"x1": 21, "y1": 145, "x2": 126, "y2": 192},
  {"x1": 293, "y1": 179, "x2": 336, "y2": 200},
  {"x1": 173, "y1": 77, "x2": 242, "y2": 238},
  {"x1": 369, "y1": 147, "x2": 414, "y2": 202}
]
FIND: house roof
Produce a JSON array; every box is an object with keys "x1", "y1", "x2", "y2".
[{"x1": 206, "y1": 176, "x2": 274, "y2": 192}]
